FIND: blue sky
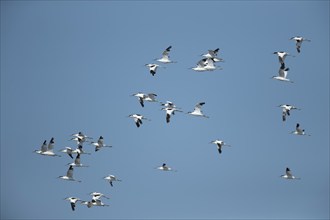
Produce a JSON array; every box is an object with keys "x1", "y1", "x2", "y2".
[{"x1": 1, "y1": 1, "x2": 329, "y2": 219}]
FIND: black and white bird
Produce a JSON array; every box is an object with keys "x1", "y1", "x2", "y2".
[
  {"x1": 201, "y1": 48, "x2": 224, "y2": 62},
  {"x1": 58, "y1": 165, "x2": 81, "y2": 182},
  {"x1": 34, "y1": 138, "x2": 60, "y2": 157},
  {"x1": 162, "y1": 107, "x2": 183, "y2": 123},
  {"x1": 272, "y1": 63, "x2": 292, "y2": 83},
  {"x1": 103, "y1": 174, "x2": 122, "y2": 187},
  {"x1": 81, "y1": 199, "x2": 109, "y2": 208},
  {"x1": 188, "y1": 102, "x2": 209, "y2": 118},
  {"x1": 280, "y1": 167, "x2": 301, "y2": 180},
  {"x1": 156, "y1": 46, "x2": 176, "y2": 63},
  {"x1": 290, "y1": 36, "x2": 311, "y2": 53},
  {"x1": 128, "y1": 114, "x2": 149, "y2": 127},
  {"x1": 131, "y1": 92, "x2": 158, "y2": 107},
  {"x1": 210, "y1": 139, "x2": 231, "y2": 154},
  {"x1": 70, "y1": 132, "x2": 92, "y2": 144},
  {"x1": 90, "y1": 136, "x2": 112, "y2": 152},
  {"x1": 145, "y1": 63, "x2": 161, "y2": 76},
  {"x1": 67, "y1": 153, "x2": 88, "y2": 167},
  {"x1": 273, "y1": 51, "x2": 291, "y2": 65},
  {"x1": 290, "y1": 123, "x2": 310, "y2": 136},
  {"x1": 202, "y1": 48, "x2": 220, "y2": 58},
  {"x1": 59, "y1": 144, "x2": 91, "y2": 159},
  {"x1": 64, "y1": 197, "x2": 81, "y2": 211},
  {"x1": 278, "y1": 104, "x2": 300, "y2": 121},
  {"x1": 89, "y1": 192, "x2": 110, "y2": 200},
  {"x1": 156, "y1": 163, "x2": 176, "y2": 172},
  {"x1": 193, "y1": 58, "x2": 221, "y2": 71}
]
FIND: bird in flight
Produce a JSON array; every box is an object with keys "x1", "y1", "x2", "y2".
[
  {"x1": 272, "y1": 63, "x2": 293, "y2": 83},
  {"x1": 103, "y1": 174, "x2": 122, "y2": 187},
  {"x1": 278, "y1": 104, "x2": 300, "y2": 121},
  {"x1": 188, "y1": 102, "x2": 209, "y2": 118},
  {"x1": 131, "y1": 92, "x2": 158, "y2": 107},
  {"x1": 34, "y1": 138, "x2": 61, "y2": 157},
  {"x1": 280, "y1": 167, "x2": 301, "y2": 180},
  {"x1": 90, "y1": 136, "x2": 112, "y2": 152},
  {"x1": 290, "y1": 36, "x2": 311, "y2": 53},
  {"x1": 210, "y1": 139, "x2": 231, "y2": 154}
]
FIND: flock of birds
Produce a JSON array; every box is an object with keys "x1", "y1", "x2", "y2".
[{"x1": 34, "y1": 35, "x2": 311, "y2": 211}]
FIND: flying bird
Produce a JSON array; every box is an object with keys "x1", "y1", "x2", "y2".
[
  {"x1": 64, "y1": 197, "x2": 81, "y2": 211},
  {"x1": 290, "y1": 36, "x2": 311, "y2": 53},
  {"x1": 280, "y1": 167, "x2": 301, "y2": 180},
  {"x1": 202, "y1": 48, "x2": 220, "y2": 58},
  {"x1": 131, "y1": 92, "x2": 158, "y2": 107},
  {"x1": 89, "y1": 192, "x2": 110, "y2": 200},
  {"x1": 290, "y1": 123, "x2": 310, "y2": 136},
  {"x1": 34, "y1": 138, "x2": 61, "y2": 157},
  {"x1": 81, "y1": 199, "x2": 109, "y2": 208},
  {"x1": 273, "y1": 51, "x2": 291, "y2": 65},
  {"x1": 145, "y1": 63, "x2": 161, "y2": 76},
  {"x1": 162, "y1": 107, "x2": 183, "y2": 123},
  {"x1": 70, "y1": 132, "x2": 93, "y2": 144},
  {"x1": 128, "y1": 114, "x2": 149, "y2": 127},
  {"x1": 156, "y1": 46, "x2": 176, "y2": 63},
  {"x1": 58, "y1": 165, "x2": 81, "y2": 182},
  {"x1": 156, "y1": 163, "x2": 176, "y2": 172},
  {"x1": 278, "y1": 104, "x2": 300, "y2": 121},
  {"x1": 67, "y1": 153, "x2": 88, "y2": 167},
  {"x1": 59, "y1": 144, "x2": 91, "y2": 158},
  {"x1": 272, "y1": 63, "x2": 293, "y2": 83},
  {"x1": 210, "y1": 139, "x2": 231, "y2": 154},
  {"x1": 103, "y1": 174, "x2": 122, "y2": 187},
  {"x1": 188, "y1": 102, "x2": 209, "y2": 118},
  {"x1": 90, "y1": 136, "x2": 112, "y2": 152},
  {"x1": 201, "y1": 48, "x2": 224, "y2": 62}
]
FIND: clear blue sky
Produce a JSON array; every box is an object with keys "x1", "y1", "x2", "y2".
[{"x1": 1, "y1": 1, "x2": 329, "y2": 219}]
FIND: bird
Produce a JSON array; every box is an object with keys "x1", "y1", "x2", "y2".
[
  {"x1": 70, "y1": 132, "x2": 93, "y2": 144},
  {"x1": 290, "y1": 123, "x2": 310, "y2": 136},
  {"x1": 161, "y1": 107, "x2": 183, "y2": 123},
  {"x1": 64, "y1": 197, "x2": 81, "y2": 211},
  {"x1": 191, "y1": 59, "x2": 208, "y2": 72},
  {"x1": 90, "y1": 136, "x2": 112, "y2": 152},
  {"x1": 272, "y1": 63, "x2": 293, "y2": 83},
  {"x1": 67, "y1": 153, "x2": 88, "y2": 167},
  {"x1": 210, "y1": 139, "x2": 231, "y2": 154},
  {"x1": 81, "y1": 199, "x2": 109, "y2": 208},
  {"x1": 103, "y1": 174, "x2": 122, "y2": 187},
  {"x1": 290, "y1": 36, "x2": 311, "y2": 53},
  {"x1": 202, "y1": 48, "x2": 220, "y2": 58},
  {"x1": 155, "y1": 46, "x2": 176, "y2": 63},
  {"x1": 59, "y1": 144, "x2": 91, "y2": 158},
  {"x1": 131, "y1": 92, "x2": 158, "y2": 107},
  {"x1": 192, "y1": 58, "x2": 221, "y2": 72},
  {"x1": 201, "y1": 48, "x2": 224, "y2": 62},
  {"x1": 128, "y1": 114, "x2": 149, "y2": 127},
  {"x1": 280, "y1": 167, "x2": 301, "y2": 180},
  {"x1": 273, "y1": 51, "x2": 291, "y2": 65},
  {"x1": 58, "y1": 165, "x2": 81, "y2": 182},
  {"x1": 278, "y1": 104, "x2": 300, "y2": 121},
  {"x1": 156, "y1": 163, "x2": 176, "y2": 172},
  {"x1": 89, "y1": 192, "x2": 110, "y2": 200},
  {"x1": 34, "y1": 138, "x2": 61, "y2": 157},
  {"x1": 188, "y1": 102, "x2": 209, "y2": 118},
  {"x1": 145, "y1": 63, "x2": 161, "y2": 76}
]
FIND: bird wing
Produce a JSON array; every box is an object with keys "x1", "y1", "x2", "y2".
[
  {"x1": 41, "y1": 140, "x2": 48, "y2": 152},
  {"x1": 286, "y1": 168, "x2": 293, "y2": 177},
  {"x1": 162, "y1": 46, "x2": 172, "y2": 55},
  {"x1": 67, "y1": 166, "x2": 74, "y2": 178},
  {"x1": 47, "y1": 138, "x2": 55, "y2": 151},
  {"x1": 74, "y1": 153, "x2": 81, "y2": 165}
]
